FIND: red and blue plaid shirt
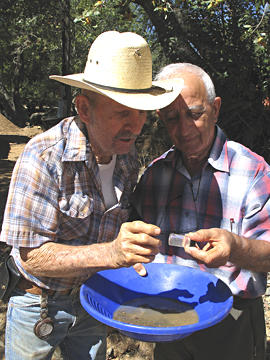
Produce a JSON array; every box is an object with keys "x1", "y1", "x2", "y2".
[
  {"x1": 133, "y1": 125, "x2": 270, "y2": 297},
  {"x1": 1, "y1": 116, "x2": 139, "y2": 290}
]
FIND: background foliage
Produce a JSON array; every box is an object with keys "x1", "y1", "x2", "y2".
[{"x1": 0, "y1": 0, "x2": 270, "y2": 164}]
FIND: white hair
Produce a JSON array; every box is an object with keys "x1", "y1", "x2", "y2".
[{"x1": 155, "y1": 63, "x2": 216, "y2": 104}]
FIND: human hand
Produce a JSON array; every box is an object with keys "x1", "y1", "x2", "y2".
[
  {"x1": 110, "y1": 221, "x2": 161, "y2": 269},
  {"x1": 184, "y1": 228, "x2": 237, "y2": 268}
]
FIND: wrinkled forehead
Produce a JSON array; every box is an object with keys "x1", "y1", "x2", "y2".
[
  {"x1": 159, "y1": 73, "x2": 207, "y2": 113},
  {"x1": 179, "y1": 73, "x2": 207, "y2": 101}
]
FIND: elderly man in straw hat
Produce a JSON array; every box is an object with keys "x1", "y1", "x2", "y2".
[{"x1": 0, "y1": 31, "x2": 183, "y2": 360}]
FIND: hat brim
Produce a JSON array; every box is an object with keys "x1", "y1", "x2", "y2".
[{"x1": 49, "y1": 74, "x2": 183, "y2": 111}]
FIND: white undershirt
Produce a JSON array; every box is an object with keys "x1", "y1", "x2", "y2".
[{"x1": 98, "y1": 155, "x2": 118, "y2": 209}]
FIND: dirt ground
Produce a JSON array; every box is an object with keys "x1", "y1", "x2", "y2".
[{"x1": 1, "y1": 113, "x2": 270, "y2": 360}]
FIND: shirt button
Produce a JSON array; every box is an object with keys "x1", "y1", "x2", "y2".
[{"x1": 80, "y1": 212, "x2": 84, "y2": 216}]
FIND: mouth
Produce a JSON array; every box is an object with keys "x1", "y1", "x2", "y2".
[
  {"x1": 181, "y1": 135, "x2": 197, "y2": 144},
  {"x1": 114, "y1": 132, "x2": 137, "y2": 143},
  {"x1": 119, "y1": 137, "x2": 136, "y2": 142}
]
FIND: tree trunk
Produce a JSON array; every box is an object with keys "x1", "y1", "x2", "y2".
[
  {"x1": 0, "y1": 75, "x2": 17, "y2": 124},
  {"x1": 12, "y1": 51, "x2": 28, "y2": 127},
  {"x1": 57, "y1": 0, "x2": 72, "y2": 118},
  {"x1": 133, "y1": 0, "x2": 204, "y2": 66},
  {"x1": 0, "y1": 51, "x2": 28, "y2": 127}
]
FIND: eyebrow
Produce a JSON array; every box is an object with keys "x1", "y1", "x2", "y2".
[
  {"x1": 163, "y1": 104, "x2": 205, "y2": 116},
  {"x1": 188, "y1": 105, "x2": 205, "y2": 111},
  {"x1": 114, "y1": 109, "x2": 130, "y2": 115}
]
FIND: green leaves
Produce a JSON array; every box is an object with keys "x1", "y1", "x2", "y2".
[
  {"x1": 73, "y1": 0, "x2": 103, "y2": 25},
  {"x1": 1, "y1": 0, "x2": 270, "y2": 162}
]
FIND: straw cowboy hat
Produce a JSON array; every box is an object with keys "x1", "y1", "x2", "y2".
[{"x1": 50, "y1": 31, "x2": 183, "y2": 111}]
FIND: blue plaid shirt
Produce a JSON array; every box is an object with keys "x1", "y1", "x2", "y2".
[
  {"x1": 1, "y1": 116, "x2": 139, "y2": 290},
  {"x1": 133, "y1": 125, "x2": 270, "y2": 297}
]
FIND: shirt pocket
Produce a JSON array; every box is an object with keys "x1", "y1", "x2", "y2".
[{"x1": 58, "y1": 194, "x2": 93, "y2": 239}]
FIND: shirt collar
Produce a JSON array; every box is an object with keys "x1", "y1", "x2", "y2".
[
  {"x1": 208, "y1": 125, "x2": 230, "y2": 173},
  {"x1": 62, "y1": 116, "x2": 89, "y2": 162}
]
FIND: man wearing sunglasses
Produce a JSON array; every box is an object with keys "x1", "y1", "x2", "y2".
[{"x1": 132, "y1": 63, "x2": 270, "y2": 360}]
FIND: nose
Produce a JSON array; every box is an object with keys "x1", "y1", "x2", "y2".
[
  {"x1": 124, "y1": 110, "x2": 147, "y2": 135},
  {"x1": 177, "y1": 113, "x2": 191, "y2": 137}
]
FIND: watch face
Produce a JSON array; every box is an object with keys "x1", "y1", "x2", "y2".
[{"x1": 34, "y1": 318, "x2": 54, "y2": 340}]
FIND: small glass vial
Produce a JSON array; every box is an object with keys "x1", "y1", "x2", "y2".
[{"x1": 168, "y1": 233, "x2": 195, "y2": 248}]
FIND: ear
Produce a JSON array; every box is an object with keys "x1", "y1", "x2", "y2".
[
  {"x1": 156, "y1": 109, "x2": 164, "y2": 121},
  {"x1": 212, "y1": 97, "x2": 221, "y2": 123},
  {"x1": 75, "y1": 95, "x2": 91, "y2": 124}
]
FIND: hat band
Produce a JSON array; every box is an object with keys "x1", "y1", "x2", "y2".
[{"x1": 82, "y1": 78, "x2": 167, "y2": 94}]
